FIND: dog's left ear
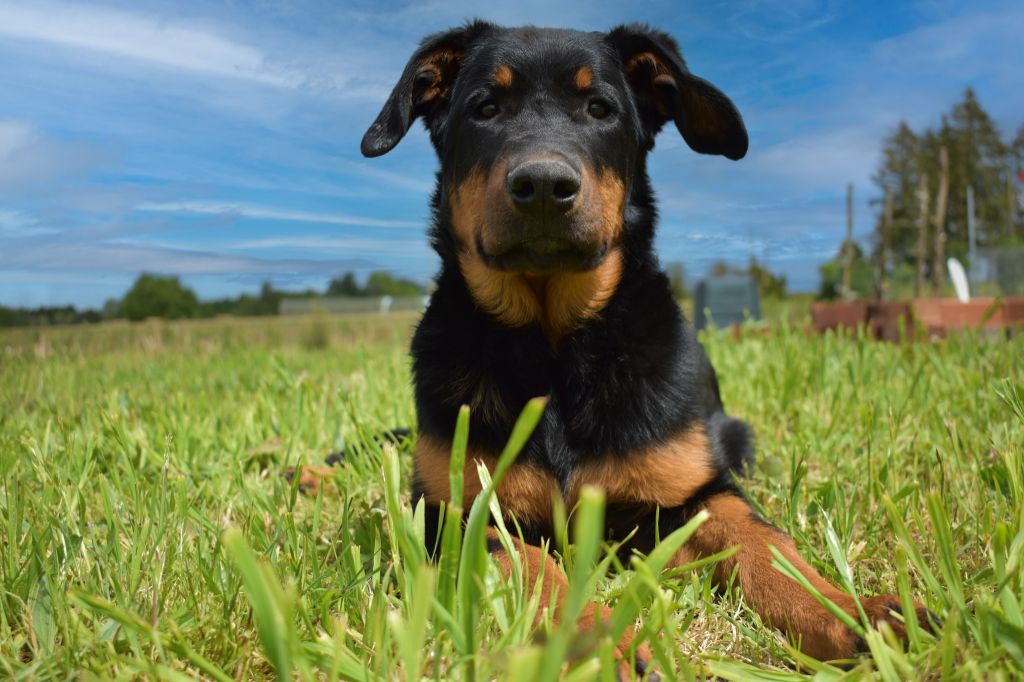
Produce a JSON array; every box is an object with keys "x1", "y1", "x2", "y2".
[
  {"x1": 361, "y1": 21, "x2": 494, "y2": 157},
  {"x1": 605, "y1": 24, "x2": 748, "y2": 160}
]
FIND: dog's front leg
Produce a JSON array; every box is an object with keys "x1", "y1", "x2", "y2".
[
  {"x1": 484, "y1": 527, "x2": 655, "y2": 679},
  {"x1": 673, "y1": 492, "x2": 937, "y2": 660}
]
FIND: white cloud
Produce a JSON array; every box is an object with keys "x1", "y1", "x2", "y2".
[
  {"x1": 136, "y1": 201, "x2": 422, "y2": 229},
  {"x1": 0, "y1": 119, "x2": 36, "y2": 158},
  {"x1": 1, "y1": 239, "x2": 371, "y2": 275},
  {"x1": 742, "y1": 126, "x2": 880, "y2": 192},
  {"x1": 0, "y1": 0, "x2": 303, "y2": 86},
  {"x1": 232, "y1": 236, "x2": 428, "y2": 252},
  {"x1": 0, "y1": 119, "x2": 107, "y2": 193},
  {"x1": 0, "y1": 209, "x2": 56, "y2": 237}
]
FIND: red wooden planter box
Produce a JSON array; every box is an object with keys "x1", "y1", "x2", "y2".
[
  {"x1": 811, "y1": 297, "x2": 1024, "y2": 340},
  {"x1": 810, "y1": 301, "x2": 868, "y2": 334}
]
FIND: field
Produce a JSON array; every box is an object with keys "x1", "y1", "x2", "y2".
[{"x1": 1, "y1": 313, "x2": 1023, "y2": 680}]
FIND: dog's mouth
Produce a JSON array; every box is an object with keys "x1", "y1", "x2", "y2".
[{"x1": 476, "y1": 232, "x2": 609, "y2": 274}]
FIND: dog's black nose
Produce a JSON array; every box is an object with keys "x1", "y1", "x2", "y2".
[{"x1": 507, "y1": 159, "x2": 580, "y2": 214}]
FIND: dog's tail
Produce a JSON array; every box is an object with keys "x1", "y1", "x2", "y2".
[{"x1": 708, "y1": 411, "x2": 755, "y2": 477}]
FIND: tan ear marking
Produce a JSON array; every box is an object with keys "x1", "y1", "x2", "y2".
[
  {"x1": 574, "y1": 66, "x2": 593, "y2": 90},
  {"x1": 417, "y1": 48, "x2": 462, "y2": 103},
  {"x1": 495, "y1": 64, "x2": 513, "y2": 88}
]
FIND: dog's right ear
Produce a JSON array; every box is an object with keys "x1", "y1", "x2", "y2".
[{"x1": 361, "y1": 21, "x2": 494, "y2": 158}]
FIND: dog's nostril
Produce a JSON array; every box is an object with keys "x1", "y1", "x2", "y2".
[
  {"x1": 552, "y1": 179, "x2": 579, "y2": 202},
  {"x1": 510, "y1": 178, "x2": 535, "y2": 203}
]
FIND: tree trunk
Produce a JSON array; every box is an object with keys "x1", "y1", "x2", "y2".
[
  {"x1": 842, "y1": 183, "x2": 854, "y2": 298},
  {"x1": 1009, "y1": 172, "x2": 1018, "y2": 241},
  {"x1": 931, "y1": 147, "x2": 949, "y2": 295},
  {"x1": 875, "y1": 187, "x2": 893, "y2": 300},
  {"x1": 915, "y1": 174, "x2": 929, "y2": 298}
]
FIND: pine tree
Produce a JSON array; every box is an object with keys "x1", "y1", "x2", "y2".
[
  {"x1": 870, "y1": 89, "x2": 1018, "y2": 289},
  {"x1": 943, "y1": 88, "x2": 1010, "y2": 250},
  {"x1": 871, "y1": 121, "x2": 921, "y2": 264}
]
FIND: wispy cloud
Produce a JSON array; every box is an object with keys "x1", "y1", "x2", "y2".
[
  {"x1": 0, "y1": 119, "x2": 108, "y2": 194},
  {"x1": 1, "y1": 1, "x2": 1021, "y2": 306},
  {"x1": 232, "y1": 235, "x2": 429, "y2": 251},
  {"x1": 2, "y1": 238, "x2": 373, "y2": 276},
  {"x1": 136, "y1": 201, "x2": 422, "y2": 229},
  {"x1": 0, "y1": 0, "x2": 302, "y2": 86},
  {"x1": 0, "y1": 209, "x2": 55, "y2": 238}
]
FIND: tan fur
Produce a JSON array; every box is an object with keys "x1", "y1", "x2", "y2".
[
  {"x1": 289, "y1": 465, "x2": 335, "y2": 494},
  {"x1": 568, "y1": 425, "x2": 713, "y2": 509},
  {"x1": 485, "y1": 528, "x2": 649, "y2": 676},
  {"x1": 495, "y1": 64, "x2": 513, "y2": 88},
  {"x1": 536, "y1": 248, "x2": 623, "y2": 345},
  {"x1": 623, "y1": 52, "x2": 673, "y2": 117},
  {"x1": 624, "y1": 52, "x2": 669, "y2": 77},
  {"x1": 415, "y1": 435, "x2": 558, "y2": 529},
  {"x1": 416, "y1": 48, "x2": 462, "y2": 103},
  {"x1": 573, "y1": 66, "x2": 593, "y2": 90},
  {"x1": 448, "y1": 165, "x2": 627, "y2": 341},
  {"x1": 672, "y1": 493, "x2": 932, "y2": 659}
]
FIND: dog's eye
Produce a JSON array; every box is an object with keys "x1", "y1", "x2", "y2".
[
  {"x1": 587, "y1": 99, "x2": 610, "y2": 119},
  {"x1": 476, "y1": 101, "x2": 499, "y2": 119}
]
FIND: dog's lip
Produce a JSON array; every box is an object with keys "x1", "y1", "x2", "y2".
[{"x1": 477, "y1": 233, "x2": 609, "y2": 273}]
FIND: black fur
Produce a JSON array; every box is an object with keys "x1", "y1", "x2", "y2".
[{"x1": 365, "y1": 22, "x2": 753, "y2": 551}]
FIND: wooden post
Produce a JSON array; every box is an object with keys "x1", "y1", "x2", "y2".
[
  {"x1": 931, "y1": 146, "x2": 949, "y2": 294},
  {"x1": 842, "y1": 183, "x2": 854, "y2": 298},
  {"x1": 967, "y1": 185, "x2": 977, "y2": 286},
  {"x1": 914, "y1": 173, "x2": 929, "y2": 298},
  {"x1": 875, "y1": 186, "x2": 893, "y2": 300},
  {"x1": 1009, "y1": 172, "x2": 1018, "y2": 241}
]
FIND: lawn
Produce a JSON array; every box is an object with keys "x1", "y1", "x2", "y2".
[{"x1": 1, "y1": 313, "x2": 1022, "y2": 680}]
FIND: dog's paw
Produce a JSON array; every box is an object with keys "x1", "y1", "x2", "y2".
[
  {"x1": 853, "y1": 594, "x2": 941, "y2": 650},
  {"x1": 803, "y1": 593, "x2": 940, "y2": 661},
  {"x1": 283, "y1": 465, "x2": 336, "y2": 494},
  {"x1": 629, "y1": 643, "x2": 659, "y2": 681}
]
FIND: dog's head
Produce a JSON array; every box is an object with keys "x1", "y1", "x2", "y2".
[{"x1": 362, "y1": 22, "x2": 746, "y2": 331}]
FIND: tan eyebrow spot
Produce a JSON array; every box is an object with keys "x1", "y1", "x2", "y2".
[
  {"x1": 495, "y1": 64, "x2": 513, "y2": 88},
  {"x1": 574, "y1": 66, "x2": 593, "y2": 90}
]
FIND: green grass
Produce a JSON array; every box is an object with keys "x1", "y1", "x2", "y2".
[{"x1": 1, "y1": 314, "x2": 1022, "y2": 680}]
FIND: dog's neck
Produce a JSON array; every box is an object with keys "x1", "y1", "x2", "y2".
[{"x1": 455, "y1": 246, "x2": 624, "y2": 346}]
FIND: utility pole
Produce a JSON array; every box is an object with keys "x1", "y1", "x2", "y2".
[
  {"x1": 842, "y1": 183, "x2": 854, "y2": 298},
  {"x1": 1009, "y1": 172, "x2": 1017, "y2": 241},
  {"x1": 914, "y1": 174, "x2": 929, "y2": 298},
  {"x1": 875, "y1": 186, "x2": 893, "y2": 300},
  {"x1": 931, "y1": 147, "x2": 950, "y2": 295}
]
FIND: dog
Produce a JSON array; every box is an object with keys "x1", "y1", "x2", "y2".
[{"x1": 360, "y1": 21, "x2": 936, "y2": 675}]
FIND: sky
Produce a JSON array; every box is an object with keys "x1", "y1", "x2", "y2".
[{"x1": 1, "y1": 0, "x2": 1022, "y2": 308}]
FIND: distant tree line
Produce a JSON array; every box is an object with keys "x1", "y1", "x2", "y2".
[
  {"x1": 326, "y1": 271, "x2": 424, "y2": 298},
  {"x1": 820, "y1": 88, "x2": 1023, "y2": 299},
  {"x1": 708, "y1": 258, "x2": 788, "y2": 298},
  {"x1": 0, "y1": 270, "x2": 426, "y2": 327}
]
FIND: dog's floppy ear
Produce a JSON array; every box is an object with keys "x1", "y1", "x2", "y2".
[
  {"x1": 361, "y1": 21, "x2": 494, "y2": 158},
  {"x1": 605, "y1": 24, "x2": 747, "y2": 160}
]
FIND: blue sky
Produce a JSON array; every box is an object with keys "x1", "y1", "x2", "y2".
[{"x1": 1, "y1": 0, "x2": 1022, "y2": 307}]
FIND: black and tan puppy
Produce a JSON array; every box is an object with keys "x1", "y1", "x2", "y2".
[{"x1": 361, "y1": 21, "x2": 935, "y2": 673}]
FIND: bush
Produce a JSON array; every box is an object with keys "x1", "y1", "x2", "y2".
[{"x1": 120, "y1": 274, "x2": 199, "y2": 321}]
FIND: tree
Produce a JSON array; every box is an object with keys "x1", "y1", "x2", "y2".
[
  {"x1": 872, "y1": 121, "x2": 922, "y2": 264},
  {"x1": 705, "y1": 259, "x2": 786, "y2": 298},
  {"x1": 871, "y1": 89, "x2": 1021, "y2": 291},
  {"x1": 364, "y1": 271, "x2": 423, "y2": 297},
  {"x1": 942, "y1": 88, "x2": 1010, "y2": 249},
  {"x1": 327, "y1": 272, "x2": 363, "y2": 297},
  {"x1": 748, "y1": 257, "x2": 787, "y2": 298},
  {"x1": 326, "y1": 271, "x2": 424, "y2": 298},
  {"x1": 665, "y1": 262, "x2": 688, "y2": 300},
  {"x1": 120, "y1": 274, "x2": 199, "y2": 321},
  {"x1": 818, "y1": 243, "x2": 873, "y2": 300}
]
